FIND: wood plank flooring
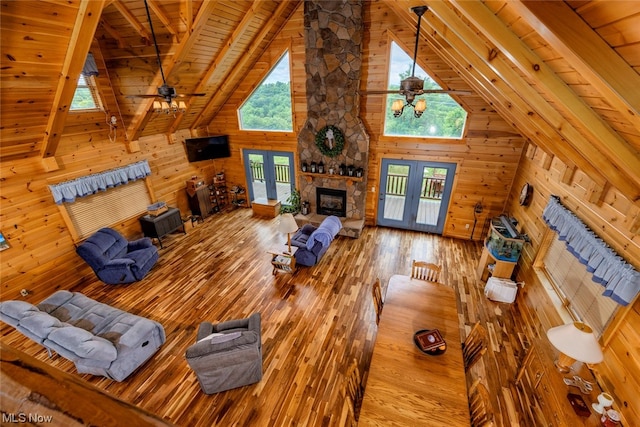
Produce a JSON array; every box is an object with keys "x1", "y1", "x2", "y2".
[{"x1": 1, "y1": 208, "x2": 526, "y2": 426}]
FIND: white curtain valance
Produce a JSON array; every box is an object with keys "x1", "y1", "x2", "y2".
[
  {"x1": 543, "y1": 195, "x2": 640, "y2": 306},
  {"x1": 49, "y1": 160, "x2": 151, "y2": 205}
]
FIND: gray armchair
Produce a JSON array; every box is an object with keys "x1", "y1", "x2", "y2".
[{"x1": 185, "y1": 313, "x2": 262, "y2": 394}]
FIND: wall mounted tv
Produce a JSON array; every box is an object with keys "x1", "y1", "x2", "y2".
[{"x1": 184, "y1": 135, "x2": 230, "y2": 162}]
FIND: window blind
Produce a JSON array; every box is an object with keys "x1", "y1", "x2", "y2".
[
  {"x1": 543, "y1": 235, "x2": 618, "y2": 338},
  {"x1": 66, "y1": 179, "x2": 151, "y2": 240}
]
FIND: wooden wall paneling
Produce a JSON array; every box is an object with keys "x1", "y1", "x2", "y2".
[{"x1": 506, "y1": 147, "x2": 640, "y2": 426}]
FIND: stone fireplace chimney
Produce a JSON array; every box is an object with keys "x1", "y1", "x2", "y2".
[{"x1": 297, "y1": 0, "x2": 369, "y2": 237}]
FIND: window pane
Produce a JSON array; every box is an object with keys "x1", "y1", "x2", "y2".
[
  {"x1": 239, "y1": 51, "x2": 292, "y2": 131},
  {"x1": 383, "y1": 42, "x2": 466, "y2": 138},
  {"x1": 71, "y1": 75, "x2": 98, "y2": 110}
]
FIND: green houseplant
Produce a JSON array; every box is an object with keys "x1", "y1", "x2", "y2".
[{"x1": 280, "y1": 189, "x2": 301, "y2": 214}]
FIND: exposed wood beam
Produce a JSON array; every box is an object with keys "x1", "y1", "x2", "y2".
[
  {"x1": 513, "y1": 0, "x2": 640, "y2": 134},
  {"x1": 450, "y1": 0, "x2": 640, "y2": 199},
  {"x1": 126, "y1": 1, "x2": 219, "y2": 142},
  {"x1": 99, "y1": 19, "x2": 125, "y2": 49},
  {"x1": 40, "y1": 0, "x2": 106, "y2": 162},
  {"x1": 112, "y1": 0, "x2": 151, "y2": 42},
  {"x1": 386, "y1": 2, "x2": 608, "y2": 194},
  {"x1": 190, "y1": 0, "x2": 299, "y2": 130},
  {"x1": 177, "y1": 1, "x2": 266, "y2": 132},
  {"x1": 147, "y1": 0, "x2": 178, "y2": 37},
  {"x1": 417, "y1": 0, "x2": 640, "y2": 204},
  {"x1": 180, "y1": 0, "x2": 193, "y2": 33}
]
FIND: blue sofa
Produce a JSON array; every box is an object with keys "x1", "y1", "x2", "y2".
[
  {"x1": 291, "y1": 216, "x2": 342, "y2": 266},
  {"x1": 76, "y1": 228, "x2": 159, "y2": 285},
  {"x1": 0, "y1": 290, "x2": 166, "y2": 381}
]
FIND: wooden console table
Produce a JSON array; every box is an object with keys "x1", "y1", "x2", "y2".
[{"x1": 359, "y1": 275, "x2": 470, "y2": 426}]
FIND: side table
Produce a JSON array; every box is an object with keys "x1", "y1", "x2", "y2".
[
  {"x1": 267, "y1": 246, "x2": 298, "y2": 275},
  {"x1": 139, "y1": 207, "x2": 185, "y2": 248}
]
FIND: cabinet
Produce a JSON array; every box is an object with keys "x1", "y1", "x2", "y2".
[
  {"x1": 139, "y1": 207, "x2": 185, "y2": 248},
  {"x1": 188, "y1": 186, "x2": 214, "y2": 219},
  {"x1": 514, "y1": 345, "x2": 600, "y2": 426},
  {"x1": 476, "y1": 216, "x2": 525, "y2": 281}
]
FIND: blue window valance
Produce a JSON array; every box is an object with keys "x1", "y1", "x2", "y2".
[
  {"x1": 543, "y1": 195, "x2": 640, "y2": 306},
  {"x1": 49, "y1": 160, "x2": 151, "y2": 205}
]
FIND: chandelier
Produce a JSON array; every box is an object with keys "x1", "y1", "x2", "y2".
[
  {"x1": 391, "y1": 6, "x2": 429, "y2": 118},
  {"x1": 153, "y1": 100, "x2": 187, "y2": 114}
]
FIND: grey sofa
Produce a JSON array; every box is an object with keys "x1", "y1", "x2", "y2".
[
  {"x1": 0, "y1": 290, "x2": 165, "y2": 381},
  {"x1": 185, "y1": 313, "x2": 262, "y2": 394},
  {"x1": 291, "y1": 215, "x2": 342, "y2": 266}
]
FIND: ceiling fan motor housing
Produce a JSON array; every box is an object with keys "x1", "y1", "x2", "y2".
[{"x1": 157, "y1": 84, "x2": 177, "y2": 101}]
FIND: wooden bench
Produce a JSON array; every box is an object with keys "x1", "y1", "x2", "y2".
[{"x1": 252, "y1": 198, "x2": 281, "y2": 218}]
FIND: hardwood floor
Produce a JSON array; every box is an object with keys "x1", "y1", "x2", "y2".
[{"x1": 1, "y1": 208, "x2": 525, "y2": 426}]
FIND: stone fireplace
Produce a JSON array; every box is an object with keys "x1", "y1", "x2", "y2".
[
  {"x1": 317, "y1": 188, "x2": 347, "y2": 217},
  {"x1": 297, "y1": 0, "x2": 369, "y2": 237}
]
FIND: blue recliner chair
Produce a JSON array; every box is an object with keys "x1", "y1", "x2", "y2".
[{"x1": 76, "y1": 228, "x2": 159, "y2": 284}]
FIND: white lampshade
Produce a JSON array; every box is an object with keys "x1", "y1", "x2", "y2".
[
  {"x1": 278, "y1": 213, "x2": 299, "y2": 234},
  {"x1": 278, "y1": 213, "x2": 299, "y2": 254},
  {"x1": 547, "y1": 322, "x2": 603, "y2": 367}
]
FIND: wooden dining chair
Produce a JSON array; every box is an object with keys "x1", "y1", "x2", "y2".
[
  {"x1": 411, "y1": 260, "x2": 442, "y2": 282},
  {"x1": 463, "y1": 322, "x2": 488, "y2": 371},
  {"x1": 344, "y1": 358, "x2": 364, "y2": 425},
  {"x1": 371, "y1": 278, "x2": 384, "y2": 325},
  {"x1": 468, "y1": 377, "x2": 495, "y2": 427}
]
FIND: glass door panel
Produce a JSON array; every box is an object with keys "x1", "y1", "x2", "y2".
[
  {"x1": 247, "y1": 153, "x2": 267, "y2": 201},
  {"x1": 273, "y1": 155, "x2": 292, "y2": 204},
  {"x1": 416, "y1": 166, "x2": 448, "y2": 227},
  {"x1": 380, "y1": 162, "x2": 411, "y2": 223}
]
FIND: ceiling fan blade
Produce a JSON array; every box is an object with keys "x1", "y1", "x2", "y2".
[
  {"x1": 422, "y1": 90, "x2": 473, "y2": 95},
  {"x1": 360, "y1": 90, "x2": 399, "y2": 95},
  {"x1": 175, "y1": 93, "x2": 206, "y2": 98}
]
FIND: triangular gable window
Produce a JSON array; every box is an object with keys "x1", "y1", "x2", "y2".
[
  {"x1": 71, "y1": 53, "x2": 102, "y2": 111},
  {"x1": 384, "y1": 41, "x2": 467, "y2": 138},
  {"x1": 239, "y1": 51, "x2": 293, "y2": 131}
]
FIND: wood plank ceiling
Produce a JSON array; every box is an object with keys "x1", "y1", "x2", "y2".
[{"x1": 1, "y1": 0, "x2": 639, "y2": 205}]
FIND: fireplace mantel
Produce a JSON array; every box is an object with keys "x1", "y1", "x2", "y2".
[{"x1": 300, "y1": 172, "x2": 364, "y2": 186}]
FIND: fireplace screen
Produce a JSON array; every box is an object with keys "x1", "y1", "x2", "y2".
[{"x1": 317, "y1": 188, "x2": 347, "y2": 217}]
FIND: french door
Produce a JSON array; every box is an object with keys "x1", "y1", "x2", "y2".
[
  {"x1": 377, "y1": 159, "x2": 456, "y2": 233},
  {"x1": 243, "y1": 150, "x2": 294, "y2": 204}
]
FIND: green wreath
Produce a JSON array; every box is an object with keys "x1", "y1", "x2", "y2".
[{"x1": 315, "y1": 125, "x2": 345, "y2": 157}]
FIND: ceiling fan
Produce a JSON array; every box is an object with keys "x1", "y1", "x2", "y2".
[
  {"x1": 128, "y1": 0, "x2": 205, "y2": 111},
  {"x1": 362, "y1": 6, "x2": 471, "y2": 118}
]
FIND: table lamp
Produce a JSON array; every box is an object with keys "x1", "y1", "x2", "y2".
[
  {"x1": 278, "y1": 213, "x2": 299, "y2": 254},
  {"x1": 546, "y1": 321, "x2": 603, "y2": 373}
]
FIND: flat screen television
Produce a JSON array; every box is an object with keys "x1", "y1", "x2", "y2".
[{"x1": 184, "y1": 135, "x2": 230, "y2": 162}]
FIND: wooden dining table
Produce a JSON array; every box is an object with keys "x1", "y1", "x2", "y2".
[{"x1": 358, "y1": 274, "x2": 470, "y2": 426}]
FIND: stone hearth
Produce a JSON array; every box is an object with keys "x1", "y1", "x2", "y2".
[{"x1": 297, "y1": 0, "x2": 369, "y2": 237}]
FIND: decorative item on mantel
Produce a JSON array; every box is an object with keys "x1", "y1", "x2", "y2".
[
  {"x1": 339, "y1": 164, "x2": 346, "y2": 176},
  {"x1": 310, "y1": 162, "x2": 317, "y2": 173}
]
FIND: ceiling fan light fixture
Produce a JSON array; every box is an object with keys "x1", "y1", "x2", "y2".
[
  {"x1": 414, "y1": 99, "x2": 426, "y2": 117},
  {"x1": 392, "y1": 99, "x2": 405, "y2": 117}
]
